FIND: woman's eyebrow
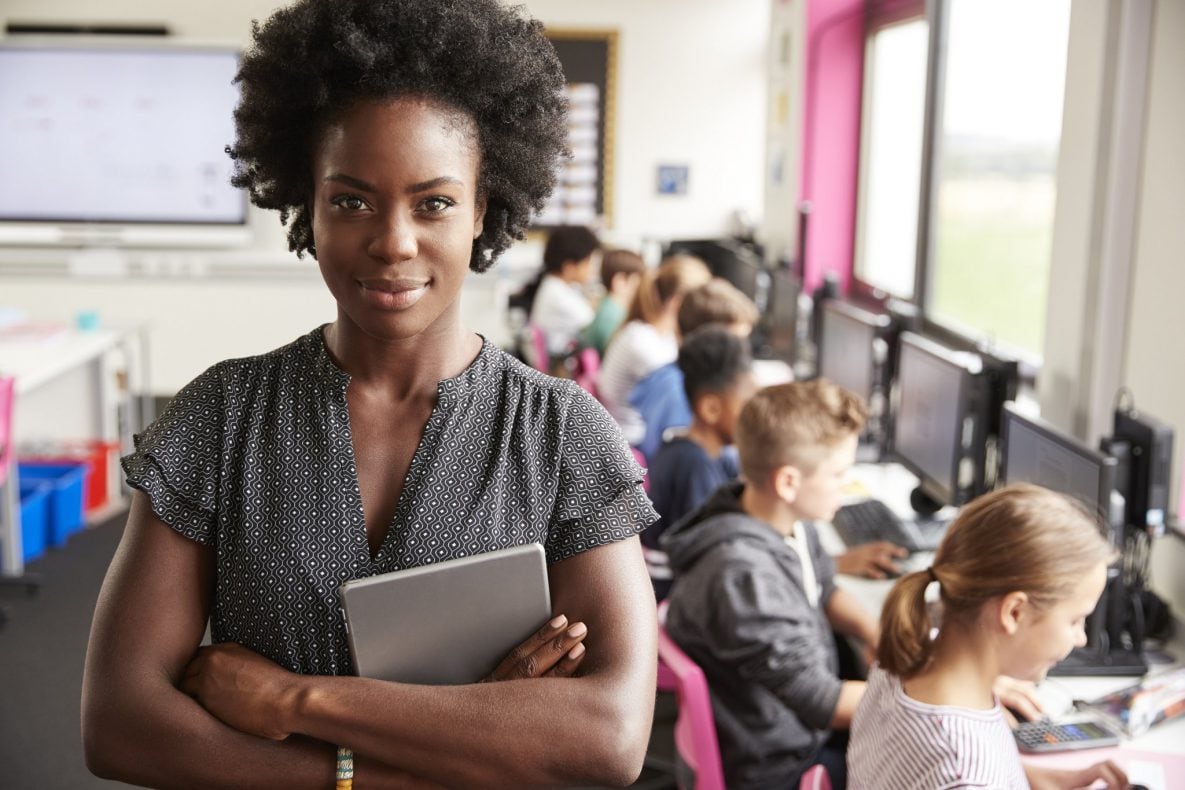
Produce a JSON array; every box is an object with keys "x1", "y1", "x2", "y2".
[{"x1": 323, "y1": 172, "x2": 375, "y2": 191}]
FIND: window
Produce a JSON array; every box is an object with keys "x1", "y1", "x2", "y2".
[
  {"x1": 853, "y1": 16, "x2": 929, "y2": 301},
  {"x1": 926, "y1": 0, "x2": 1072, "y2": 358}
]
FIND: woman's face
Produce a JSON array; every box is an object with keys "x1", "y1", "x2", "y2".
[{"x1": 310, "y1": 96, "x2": 486, "y2": 342}]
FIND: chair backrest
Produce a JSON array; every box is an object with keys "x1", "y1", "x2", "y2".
[
  {"x1": 0, "y1": 376, "x2": 14, "y2": 487},
  {"x1": 799, "y1": 764, "x2": 832, "y2": 790},
  {"x1": 573, "y1": 347, "x2": 600, "y2": 398},
  {"x1": 527, "y1": 323, "x2": 549, "y2": 373},
  {"x1": 656, "y1": 609, "x2": 726, "y2": 790},
  {"x1": 629, "y1": 446, "x2": 650, "y2": 493}
]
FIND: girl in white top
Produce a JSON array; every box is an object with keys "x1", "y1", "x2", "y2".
[
  {"x1": 529, "y1": 225, "x2": 599, "y2": 357},
  {"x1": 598, "y1": 254, "x2": 710, "y2": 446},
  {"x1": 848, "y1": 484, "x2": 1131, "y2": 790}
]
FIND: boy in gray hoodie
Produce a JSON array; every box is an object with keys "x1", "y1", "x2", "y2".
[{"x1": 662, "y1": 380, "x2": 880, "y2": 790}]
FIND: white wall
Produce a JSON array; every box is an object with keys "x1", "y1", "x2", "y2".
[
  {"x1": 0, "y1": 1, "x2": 770, "y2": 391},
  {"x1": 1122, "y1": 0, "x2": 1185, "y2": 618}
]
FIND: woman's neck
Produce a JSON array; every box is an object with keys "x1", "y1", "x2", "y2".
[
  {"x1": 902, "y1": 622, "x2": 999, "y2": 711},
  {"x1": 323, "y1": 315, "x2": 480, "y2": 398}
]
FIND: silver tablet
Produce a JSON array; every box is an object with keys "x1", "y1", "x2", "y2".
[{"x1": 339, "y1": 543, "x2": 552, "y2": 685}]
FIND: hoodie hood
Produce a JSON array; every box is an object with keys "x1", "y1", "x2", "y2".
[{"x1": 661, "y1": 481, "x2": 787, "y2": 574}]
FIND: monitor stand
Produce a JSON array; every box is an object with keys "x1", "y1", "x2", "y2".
[{"x1": 1048, "y1": 645, "x2": 1148, "y2": 677}]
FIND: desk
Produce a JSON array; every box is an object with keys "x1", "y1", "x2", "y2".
[
  {"x1": 0, "y1": 324, "x2": 150, "y2": 578},
  {"x1": 822, "y1": 462, "x2": 1185, "y2": 786}
]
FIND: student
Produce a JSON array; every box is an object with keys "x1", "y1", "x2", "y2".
[
  {"x1": 583, "y1": 248, "x2": 646, "y2": 355},
  {"x1": 662, "y1": 380, "x2": 879, "y2": 788},
  {"x1": 598, "y1": 254, "x2": 711, "y2": 445},
  {"x1": 848, "y1": 484, "x2": 1130, "y2": 790},
  {"x1": 80, "y1": 1, "x2": 657, "y2": 787},
  {"x1": 644, "y1": 325, "x2": 758, "y2": 598},
  {"x1": 528, "y1": 224, "x2": 600, "y2": 359},
  {"x1": 631, "y1": 277, "x2": 760, "y2": 461}
]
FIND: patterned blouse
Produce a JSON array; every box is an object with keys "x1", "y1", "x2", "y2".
[{"x1": 123, "y1": 327, "x2": 656, "y2": 676}]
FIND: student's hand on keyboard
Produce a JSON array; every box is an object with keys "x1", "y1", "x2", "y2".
[
  {"x1": 484, "y1": 614, "x2": 589, "y2": 682},
  {"x1": 835, "y1": 541, "x2": 909, "y2": 579}
]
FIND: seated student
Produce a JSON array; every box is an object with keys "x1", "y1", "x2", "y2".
[
  {"x1": 631, "y1": 277, "x2": 759, "y2": 461},
  {"x1": 848, "y1": 484, "x2": 1129, "y2": 790},
  {"x1": 644, "y1": 325, "x2": 758, "y2": 598},
  {"x1": 599, "y1": 254, "x2": 711, "y2": 445},
  {"x1": 528, "y1": 224, "x2": 600, "y2": 360},
  {"x1": 662, "y1": 380, "x2": 880, "y2": 789},
  {"x1": 583, "y1": 248, "x2": 646, "y2": 355}
]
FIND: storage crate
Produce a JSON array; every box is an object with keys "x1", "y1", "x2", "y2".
[
  {"x1": 17, "y1": 462, "x2": 89, "y2": 546},
  {"x1": 20, "y1": 439, "x2": 119, "y2": 513},
  {"x1": 17, "y1": 479, "x2": 50, "y2": 562}
]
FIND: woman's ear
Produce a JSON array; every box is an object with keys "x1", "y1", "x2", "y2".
[
  {"x1": 473, "y1": 193, "x2": 488, "y2": 240},
  {"x1": 997, "y1": 591, "x2": 1030, "y2": 635}
]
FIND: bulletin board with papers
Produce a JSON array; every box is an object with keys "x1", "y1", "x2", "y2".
[{"x1": 539, "y1": 30, "x2": 617, "y2": 229}]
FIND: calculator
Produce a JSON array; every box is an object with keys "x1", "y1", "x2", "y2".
[{"x1": 1013, "y1": 717, "x2": 1122, "y2": 753}]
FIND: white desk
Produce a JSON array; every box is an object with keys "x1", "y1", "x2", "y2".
[
  {"x1": 822, "y1": 462, "x2": 1185, "y2": 782},
  {"x1": 0, "y1": 324, "x2": 150, "y2": 577}
]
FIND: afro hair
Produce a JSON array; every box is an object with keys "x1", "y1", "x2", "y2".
[{"x1": 227, "y1": 0, "x2": 569, "y2": 271}]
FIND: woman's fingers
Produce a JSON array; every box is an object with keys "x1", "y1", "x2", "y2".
[{"x1": 485, "y1": 615, "x2": 588, "y2": 681}]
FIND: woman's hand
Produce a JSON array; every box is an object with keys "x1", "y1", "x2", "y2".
[
  {"x1": 181, "y1": 642, "x2": 303, "y2": 740},
  {"x1": 993, "y1": 674, "x2": 1045, "y2": 725},
  {"x1": 484, "y1": 614, "x2": 588, "y2": 681}
]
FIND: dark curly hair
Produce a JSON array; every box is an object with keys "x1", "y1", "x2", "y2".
[{"x1": 227, "y1": 0, "x2": 569, "y2": 272}]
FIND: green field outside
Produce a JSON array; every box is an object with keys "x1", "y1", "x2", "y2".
[{"x1": 930, "y1": 176, "x2": 1056, "y2": 358}]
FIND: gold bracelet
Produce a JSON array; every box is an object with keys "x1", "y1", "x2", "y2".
[{"x1": 335, "y1": 746, "x2": 354, "y2": 790}]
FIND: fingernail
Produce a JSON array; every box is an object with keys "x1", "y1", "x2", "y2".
[
  {"x1": 567, "y1": 622, "x2": 587, "y2": 638},
  {"x1": 568, "y1": 643, "x2": 586, "y2": 659},
  {"x1": 548, "y1": 615, "x2": 566, "y2": 630}
]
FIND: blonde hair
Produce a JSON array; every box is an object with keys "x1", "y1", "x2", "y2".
[
  {"x1": 627, "y1": 254, "x2": 711, "y2": 325},
  {"x1": 736, "y1": 379, "x2": 867, "y2": 482},
  {"x1": 877, "y1": 483, "x2": 1116, "y2": 678},
  {"x1": 677, "y1": 278, "x2": 760, "y2": 336}
]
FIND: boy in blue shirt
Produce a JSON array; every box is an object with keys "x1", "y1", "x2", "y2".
[{"x1": 643, "y1": 325, "x2": 757, "y2": 597}]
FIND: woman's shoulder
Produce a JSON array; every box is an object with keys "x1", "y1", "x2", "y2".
[{"x1": 191, "y1": 328, "x2": 329, "y2": 388}]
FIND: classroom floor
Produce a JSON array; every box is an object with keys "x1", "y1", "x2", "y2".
[{"x1": 0, "y1": 509, "x2": 676, "y2": 789}]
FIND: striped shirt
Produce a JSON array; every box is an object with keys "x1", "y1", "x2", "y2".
[{"x1": 848, "y1": 667, "x2": 1029, "y2": 789}]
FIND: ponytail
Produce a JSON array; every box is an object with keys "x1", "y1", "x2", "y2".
[
  {"x1": 877, "y1": 568, "x2": 937, "y2": 677},
  {"x1": 876, "y1": 483, "x2": 1115, "y2": 679}
]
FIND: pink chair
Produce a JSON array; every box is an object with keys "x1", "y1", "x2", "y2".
[
  {"x1": 799, "y1": 764, "x2": 832, "y2": 790},
  {"x1": 521, "y1": 323, "x2": 549, "y2": 373},
  {"x1": 655, "y1": 602, "x2": 726, "y2": 790},
  {"x1": 629, "y1": 446, "x2": 650, "y2": 493},
  {"x1": 0, "y1": 375, "x2": 13, "y2": 487},
  {"x1": 572, "y1": 346, "x2": 600, "y2": 398}
]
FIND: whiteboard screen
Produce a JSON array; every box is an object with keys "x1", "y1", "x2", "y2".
[{"x1": 0, "y1": 44, "x2": 245, "y2": 225}]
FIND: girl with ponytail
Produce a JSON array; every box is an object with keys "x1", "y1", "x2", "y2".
[
  {"x1": 597, "y1": 254, "x2": 711, "y2": 446},
  {"x1": 848, "y1": 484, "x2": 1131, "y2": 789}
]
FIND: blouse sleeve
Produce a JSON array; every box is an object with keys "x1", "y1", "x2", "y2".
[
  {"x1": 546, "y1": 384, "x2": 658, "y2": 563},
  {"x1": 120, "y1": 363, "x2": 225, "y2": 545}
]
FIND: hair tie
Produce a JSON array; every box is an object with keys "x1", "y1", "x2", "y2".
[{"x1": 927, "y1": 567, "x2": 938, "y2": 584}]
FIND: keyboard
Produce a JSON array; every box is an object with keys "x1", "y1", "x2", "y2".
[{"x1": 831, "y1": 499, "x2": 946, "y2": 553}]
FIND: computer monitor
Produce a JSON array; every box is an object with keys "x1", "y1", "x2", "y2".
[
  {"x1": 998, "y1": 403, "x2": 1145, "y2": 676},
  {"x1": 753, "y1": 264, "x2": 800, "y2": 362},
  {"x1": 818, "y1": 300, "x2": 891, "y2": 406},
  {"x1": 890, "y1": 331, "x2": 990, "y2": 509},
  {"x1": 998, "y1": 403, "x2": 1120, "y2": 535},
  {"x1": 664, "y1": 238, "x2": 761, "y2": 302}
]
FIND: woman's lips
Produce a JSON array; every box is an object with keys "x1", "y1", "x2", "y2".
[{"x1": 357, "y1": 277, "x2": 428, "y2": 310}]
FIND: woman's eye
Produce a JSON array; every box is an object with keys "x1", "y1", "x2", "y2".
[
  {"x1": 331, "y1": 194, "x2": 368, "y2": 211},
  {"x1": 422, "y1": 196, "x2": 456, "y2": 213}
]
